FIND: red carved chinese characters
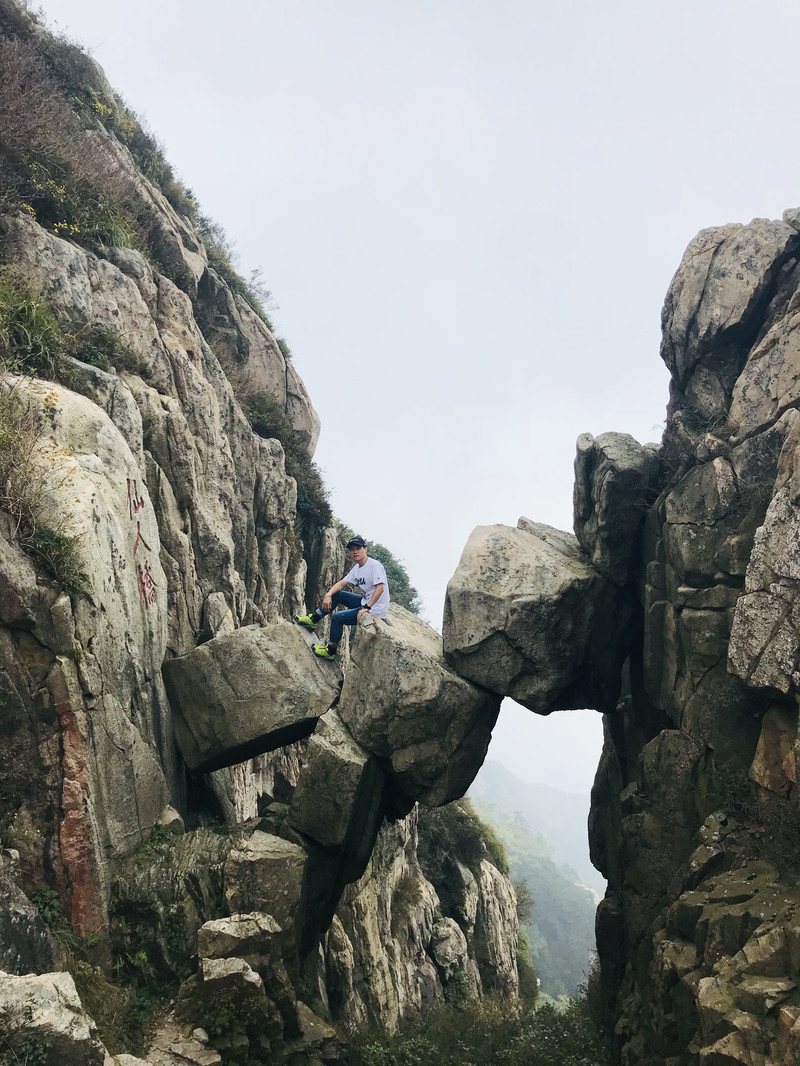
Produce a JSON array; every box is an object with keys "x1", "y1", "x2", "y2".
[
  {"x1": 136, "y1": 559, "x2": 157, "y2": 607},
  {"x1": 127, "y1": 478, "x2": 156, "y2": 609},
  {"x1": 127, "y1": 478, "x2": 145, "y2": 519}
]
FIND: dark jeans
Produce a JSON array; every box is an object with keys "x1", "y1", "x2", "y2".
[{"x1": 323, "y1": 590, "x2": 364, "y2": 644}]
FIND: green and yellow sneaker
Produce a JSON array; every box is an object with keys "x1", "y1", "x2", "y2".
[
  {"x1": 293, "y1": 613, "x2": 318, "y2": 632},
  {"x1": 311, "y1": 643, "x2": 336, "y2": 659}
]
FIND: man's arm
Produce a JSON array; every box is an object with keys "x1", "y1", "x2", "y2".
[
  {"x1": 358, "y1": 583, "x2": 384, "y2": 618},
  {"x1": 322, "y1": 578, "x2": 347, "y2": 612}
]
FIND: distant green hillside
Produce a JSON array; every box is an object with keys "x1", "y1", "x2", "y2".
[
  {"x1": 469, "y1": 760, "x2": 605, "y2": 895},
  {"x1": 469, "y1": 763, "x2": 600, "y2": 998},
  {"x1": 471, "y1": 800, "x2": 596, "y2": 999}
]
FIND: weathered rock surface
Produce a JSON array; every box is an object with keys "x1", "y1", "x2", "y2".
[
  {"x1": 0, "y1": 970, "x2": 106, "y2": 1065},
  {"x1": 0, "y1": 849, "x2": 56, "y2": 975},
  {"x1": 574, "y1": 431, "x2": 661, "y2": 585},
  {"x1": 340, "y1": 606, "x2": 500, "y2": 805},
  {"x1": 473, "y1": 860, "x2": 519, "y2": 996},
  {"x1": 224, "y1": 832, "x2": 308, "y2": 936},
  {"x1": 109, "y1": 828, "x2": 236, "y2": 976},
  {"x1": 443, "y1": 521, "x2": 628, "y2": 714},
  {"x1": 196, "y1": 912, "x2": 282, "y2": 962},
  {"x1": 576, "y1": 211, "x2": 800, "y2": 1066},
  {"x1": 0, "y1": 11, "x2": 535, "y2": 1062},
  {"x1": 287, "y1": 709, "x2": 385, "y2": 889},
  {"x1": 660, "y1": 218, "x2": 799, "y2": 391},
  {"x1": 319, "y1": 809, "x2": 513, "y2": 1035},
  {"x1": 161, "y1": 622, "x2": 339, "y2": 772}
]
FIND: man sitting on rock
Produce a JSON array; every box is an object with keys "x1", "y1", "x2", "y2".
[{"x1": 295, "y1": 535, "x2": 390, "y2": 659}]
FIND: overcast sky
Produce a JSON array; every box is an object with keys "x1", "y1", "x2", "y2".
[{"x1": 37, "y1": 0, "x2": 800, "y2": 793}]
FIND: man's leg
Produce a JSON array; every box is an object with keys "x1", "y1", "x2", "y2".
[
  {"x1": 319, "y1": 590, "x2": 362, "y2": 618},
  {"x1": 311, "y1": 592, "x2": 364, "y2": 657},
  {"x1": 329, "y1": 606, "x2": 361, "y2": 646},
  {"x1": 296, "y1": 590, "x2": 361, "y2": 632}
]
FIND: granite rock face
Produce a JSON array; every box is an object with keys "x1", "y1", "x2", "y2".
[
  {"x1": 0, "y1": 7, "x2": 533, "y2": 1059},
  {"x1": 318, "y1": 809, "x2": 517, "y2": 1035},
  {"x1": 436, "y1": 208, "x2": 800, "y2": 1064},
  {"x1": 573, "y1": 431, "x2": 661, "y2": 585},
  {"x1": 0, "y1": 849, "x2": 56, "y2": 975},
  {"x1": 443, "y1": 521, "x2": 629, "y2": 714},
  {"x1": 161, "y1": 622, "x2": 339, "y2": 772},
  {"x1": 0, "y1": 970, "x2": 106, "y2": 1065},
  {"x1": 582, "y1": 212, "x2": 800, "y2": 1066},
  {"x1": 340, "y1": 606, "x2": 501, "y2": 806}
]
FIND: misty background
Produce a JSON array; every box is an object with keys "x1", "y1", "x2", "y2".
[{"x1": 36, "y1": 0, "x2": 800, "y2": 799}]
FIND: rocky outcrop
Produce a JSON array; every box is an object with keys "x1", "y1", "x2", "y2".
[
  {"x1": 0, "y1": 849, "x2": 56, "y2": 975},
  {"x1": 436, "y1": 210, "x2": 800, "y2": 1065},
  {"x1": 162, "y1": 622, "x2": 340, "y2": 772},
  {"x1": 0, "y1": 6, "x2": 530, "y2": 1060},
  {"x1": 318, "y1": 809, "x2": 517, "y2": 1035},
  {"x1": 443, "y1": 520, "x2": 629, "y2": 714},
  {"x1": 0, "y1": 970, "x2": 106, "y2": 1065},
  {"x1": 340, "y1": 607, "x2": 500, "y2": 806},
  {"x1": 573, "y1": 431, "x2": 661, "y2": 584}
]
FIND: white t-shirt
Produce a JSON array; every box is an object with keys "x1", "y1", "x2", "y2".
[{"x1": 345, "y1": 557, "x2": 390, "y2": 617}]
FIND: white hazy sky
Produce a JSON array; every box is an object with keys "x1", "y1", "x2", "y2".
[{"x1": 37, "y1": 0, "x2": 800, "y2": 793}]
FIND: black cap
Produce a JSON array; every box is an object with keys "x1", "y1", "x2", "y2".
[{"x1": 346, "y1": 535, "x2": 367, "y2": 549}]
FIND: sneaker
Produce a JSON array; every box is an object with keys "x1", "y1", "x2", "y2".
[
  {"x1": 311, "y1": 643, "x2": 336, "y2": 659},
  {"x1": 293, "y1": 613, "x2": 317, "y2": 632}
]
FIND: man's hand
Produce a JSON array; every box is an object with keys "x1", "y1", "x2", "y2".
[
  {"x1": 322, "y1": 593, "x2": 333, "y2": 612},
  {"x1": 357, "y1": 608, "x2": 370, "y2": 620}
]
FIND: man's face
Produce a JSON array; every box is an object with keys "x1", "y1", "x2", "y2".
[{"x1": 349, "y1": 545, "x2": 368, "y2": 566}]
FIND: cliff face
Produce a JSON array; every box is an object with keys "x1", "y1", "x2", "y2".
[
  {"x1": 441, "y1": 213, "x2": 800, "y2": 1066},
  {"x1": 592, "y1": 215, "x2": 800, "y2": 1066},
  {"x1": 0, "y1": 6, "x2": 519, "y2": 1062}
]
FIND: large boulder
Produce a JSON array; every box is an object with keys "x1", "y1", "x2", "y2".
[
  {"x1": 161, "y1": 622, "x2": 339, "y2": 772},
  {"x1": 660, "y1": 218, "x2": 799, "y2": 390},
  {"x1": 287, "y1": 710, "x2": 385, "y2": 881},
  {"x1": 338, "y1": 606, "x2": 500, "y2": 806},
  {"x1": 224, "y1": 832, "x2": 308, "y2": 936},
  {"x1": 0, "y1": 850, "x2": 56, "y2": 975},
  {"x1": 443, "y1": 521, "x2": 627, "y2": 714},
  {"x1": 197, "y1": 912, "x2": 283, "y2": 962},
  {"x1": 573, "y1": 431, "x2": 660, "y2": 585},
  {"x1": 0, "y1": 970, "x2": 106, "y2": 1065}
]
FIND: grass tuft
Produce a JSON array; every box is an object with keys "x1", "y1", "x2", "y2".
[{"x1": 0, "y1": 375, "x2": 86, "y2": 595}]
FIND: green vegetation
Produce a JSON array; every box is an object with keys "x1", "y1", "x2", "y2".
[
  {"x1": 390, "y1": 872, "x2": 425, "y2": 937},
  {"x1": 442, "y1": 967, "x2": 469, "y2": 1007},
  {"x1": 0, "y1": 376, "x2": 86, "y2": 595},
  {"x1": 0, "y1": 32, "x2": 144, "y2": 251},
  {"x1": 133, "y1": 822, "x2": 176, "y2": 858},
  {"x1": 347, "y1": 985, "x2": 607, "y2": 1066},
  {"x1": 471, "y1": 802, "x2": 597, "y2": 1000},
  {"x1": 195, "y1": 214, "x2": 275, "y2": 329},
  {"x1": 0, "y1": 267, "x2": 137, "y2": 383},
  {"x1": 0, "y1": 1030, "x2": 51, "y2": 1066},
  {"x1": 25, "y1": 884, "x2": 139, "y2": 1056},
  {"x1": 0, "y1": 10, "x2": 276, "y2": 332},
  {"x1": 62, "y1": 320, "x2": 137, "y2": 372},
  {"x1": 368, "y1": 542, "x2": 422, "y2": 614},
  {"x1": 112, "y1": 948, "x2": 174, "y2": 1034},
  {"x1": 417, "y1": 798, "x2": 509, "y2": 883},
  {"x1": 0, "y1": 271, "x2": 69, "y2": 381},
  {"x1": 244, "y1": 390, "x2": 332, "y2": 528}
]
